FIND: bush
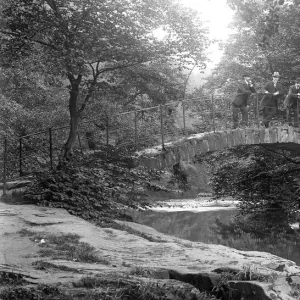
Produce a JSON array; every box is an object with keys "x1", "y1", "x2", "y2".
[
  {"x1": 202, "y1": 146, "x2": 300, "y2": 234},
  {"x1": 22, "y1": 149, "x2": 164, "y2": 224}
]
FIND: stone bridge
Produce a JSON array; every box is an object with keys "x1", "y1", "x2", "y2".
[{"x1": 136, "y1": 126, "x2": 300, "y2": 169}]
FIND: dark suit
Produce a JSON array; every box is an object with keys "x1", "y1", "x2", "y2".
[
  {"x1": 284, "y1": 85, "x2": 300, "y2": 127},
  {"x1": 260, "y1": 81, "x2": 283, "y2": 127},
  {"x1": 232, "y1": 81, "x2": 256, "y2": 128}
]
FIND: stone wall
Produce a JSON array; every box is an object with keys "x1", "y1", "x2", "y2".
[{"x1": 137, "y1": 126, "x2": 300, "y2": 170}]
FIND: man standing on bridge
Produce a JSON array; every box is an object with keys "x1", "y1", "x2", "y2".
[
  {"x1": 284, "y1": 77, "x2": 300, "y2": 127},
  {"x1": 260, "y1": 72, "x2": 283, "y2": 128},
  {"x1": 231, "y1": 74, "x2": 256, "y2": 129}
]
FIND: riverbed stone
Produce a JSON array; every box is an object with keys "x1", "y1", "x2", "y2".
[
  {"x1": 272, "y1": 277, "x2": 293, "y2": 298},
  {"x1": 289, "y1": 275, "x2": 300, "y2": 285},
  {"x1": 1, "y1": 202, "x2": 300, "y2": 299},
  {"x1": 228, "y1": 280, "x2": 297, "y2": 300},
  {"x1": 169, "y1": 269, "x2": 220, "y2": 292}
]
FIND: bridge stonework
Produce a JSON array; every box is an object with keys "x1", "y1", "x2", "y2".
[{"x1": 136, "y1": 126, "x2": 300, "y2": 169}]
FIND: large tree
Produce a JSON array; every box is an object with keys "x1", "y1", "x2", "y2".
[
  {"x1": 204, "y1": 0, "x2": 300, "y2": 93},
  {"x1": 0, "y1": 0, "x2": 209, "y2": 161}
]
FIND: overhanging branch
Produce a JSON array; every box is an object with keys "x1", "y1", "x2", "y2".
[
  {"x1": 0, "y1": 30, "x2": 58, "y2": 50},
  {"x1": 259, "y1": 145, "x2": 300, "y2": 165},
  {"x1": 77, "y1": 61, "x2": 146, "y2": 115}
]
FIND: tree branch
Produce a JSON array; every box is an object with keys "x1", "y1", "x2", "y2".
[
  {"x1": 182, "y1": 61, "x2": 196, "y2": 100},
  {"x1": 77, "y1": 73, "x2": 99, "y2": 115},
  {"x1": 237, "y1": 166, "x2": 300, "y2": 184},
  {"x1": 89, "y1": 63, "x2": 96, "y2": 78},
  {"x1": 123, "y1": 91, "x2": 143, "y2": 107},
  {"x1": 259, "y1": 145, "x2": 300, "y2": 164},
  {"x1": 44, "y1": 0, "x2": 57, "y2": 11},
  {"x1": 93, "y1": 122, "x2": 106, "y2": 130},
  {"x1": 0, "y1": 30, "x2": 58, "y2": 50},
  {"x1": 77, "y1": 61, "x2": 145, "y2": 115},
  {"x1": 97, "y1": 62, "x2": 144, "y2": 74}
]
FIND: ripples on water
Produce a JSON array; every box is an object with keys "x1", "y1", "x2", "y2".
[{"x1": 129, "y1": 207, "x2": 300, "y2": 266}]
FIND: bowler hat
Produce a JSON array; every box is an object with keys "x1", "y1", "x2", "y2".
[{"x1": 272, "y1": 72, "x2": 280, "y2": 78}]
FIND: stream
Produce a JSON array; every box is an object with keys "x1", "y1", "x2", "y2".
[{"x1": 129, "y1": 200, "x2": 300, "y2": 266}]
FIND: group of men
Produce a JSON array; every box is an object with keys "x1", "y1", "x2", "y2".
[{"x1": 231, "y1": 72, "x2": 300, "y2": 128}]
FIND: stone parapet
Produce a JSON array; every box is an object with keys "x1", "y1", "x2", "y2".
[{"x1": 136, "y1": 126, "x2": 300, "y2": 169}]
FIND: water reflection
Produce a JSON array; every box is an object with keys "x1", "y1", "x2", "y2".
[{"x1": 130, "y1": 209, "x2": 300, "y2": 266}]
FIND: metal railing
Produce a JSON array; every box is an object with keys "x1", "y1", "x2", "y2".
[{"x1": 0, "y1": 92, "x2": 295, "y2": 188}]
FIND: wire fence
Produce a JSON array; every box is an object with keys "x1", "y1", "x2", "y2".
[{"x1": 0, "y1": 92, "x2": 295, "y2": 187}]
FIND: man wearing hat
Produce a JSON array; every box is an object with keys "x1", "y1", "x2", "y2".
[
  {"x1": 231, "y1": 74, "x2": 256, "y2": 129},
  {"x1": 284, "y1": 77, "x2": 300, "y2": 127},
  {"x1": 260, "y1": 72, "x2": 283, "y2": 128}
]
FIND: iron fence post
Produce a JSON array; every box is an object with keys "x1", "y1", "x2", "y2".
[
  {"x1": 77, "y1": 133, "x2": 84, "y2": 156},
  {"x1": 211, "y1": 94, "x2": 216, "y2": 132},
  {"x1": 224, "y1": 96, "x2": 227, "y2": 129},
  {"x1": 160, "y1": 104, "x2": 165, "y2": 149},
  {"x1": 256, "y1": 93, "x2": 260, "y2": 128},
  {"x1": 49, "y1": 128, "x2": 53, "y2": 170},
  {"x1": 297, "y1": 98, "x2": 299, "y2": 127},
  {"x1": 182, "y1": 101, "x2": 186, "y2": 136},
  {"x1": 134, "y1": 110, "x2": 138, "y2": 148},
  {"x1": 106, "y1": 114, "x2": 109, "y2": 157},
  {"x1": 19, "y1": 137, "x2": 22, "y2": 177},
  {"x1": 3, "y1": 138, "x2": 7, "y2": 196}
]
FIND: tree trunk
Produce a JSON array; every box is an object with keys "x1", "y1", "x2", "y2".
[{"x1": 61, "y1": 74, "x2": 82, "y2": 163}]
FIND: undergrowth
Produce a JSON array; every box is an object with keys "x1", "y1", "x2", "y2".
[
  {"x1": 73, "y1": 276, "x2": 220, "y2": 300},
  {"x1": 21, "y1": 149, "x2": 174, "y2": 226},
  {"x1": 0, "y1": 276, "x2": 220, "y2": 300},
  {"x1": 212, "y1": 266, "x2": 278, "y2": 300},
  {"x1": 0, "y1": 272, "x2": 27, "y2": 286},
  {"x1": 0, "y1": 285, "x2": 69, "y2": 300}
]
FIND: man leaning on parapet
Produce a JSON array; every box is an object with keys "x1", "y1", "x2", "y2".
[
  {"x1": 260, "y1": 71, "x2": 283, "y2": 128},
  {"x1": 284, "y1": 77, "x2": 300, "y2": 127},
  {"x1": 231, "y1": 74, "x2": 256, "y2": 129}
]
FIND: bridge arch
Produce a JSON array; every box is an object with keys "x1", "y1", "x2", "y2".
[{"x1": 136, "y1": 126, "x2": 300, "y2": 169}]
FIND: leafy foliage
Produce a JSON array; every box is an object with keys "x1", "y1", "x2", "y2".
[
  {"x1": 0, "y1": 272, "x2": 27, "y2": 286},
  {"x1": 74, "y1": 276, "x2": 220, "y2": 300},
  {"x1": 204, "y1": 0, "x2": 300, "y2": 96},
  {"x1": 213, "y1": 266, "x2": 276, "y2": 300},
  {"x1": 202, "y1": 145, "x2": 300, "y2": 233},
  {"x1": 169, "y1": 163, "x2": 190, "y2": 191},
  {"x1": 0, "y1": 279, "x2": 220, "y2": 300},
  {"x1": 0, "y1": 0, "x2": 210, "y2": 159},
  {"x1": 0, "y1": 58, "x2": 68, "y2": 137},
  {"x1": 0, "y1": 285, "x2": 67, "y2": 300},
  {"x1": 22, "y1": 148, "x2": 171, "y2": 224},
  {"x1": 113, "y1": 283, "x2": 219, "y2": 300}
]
